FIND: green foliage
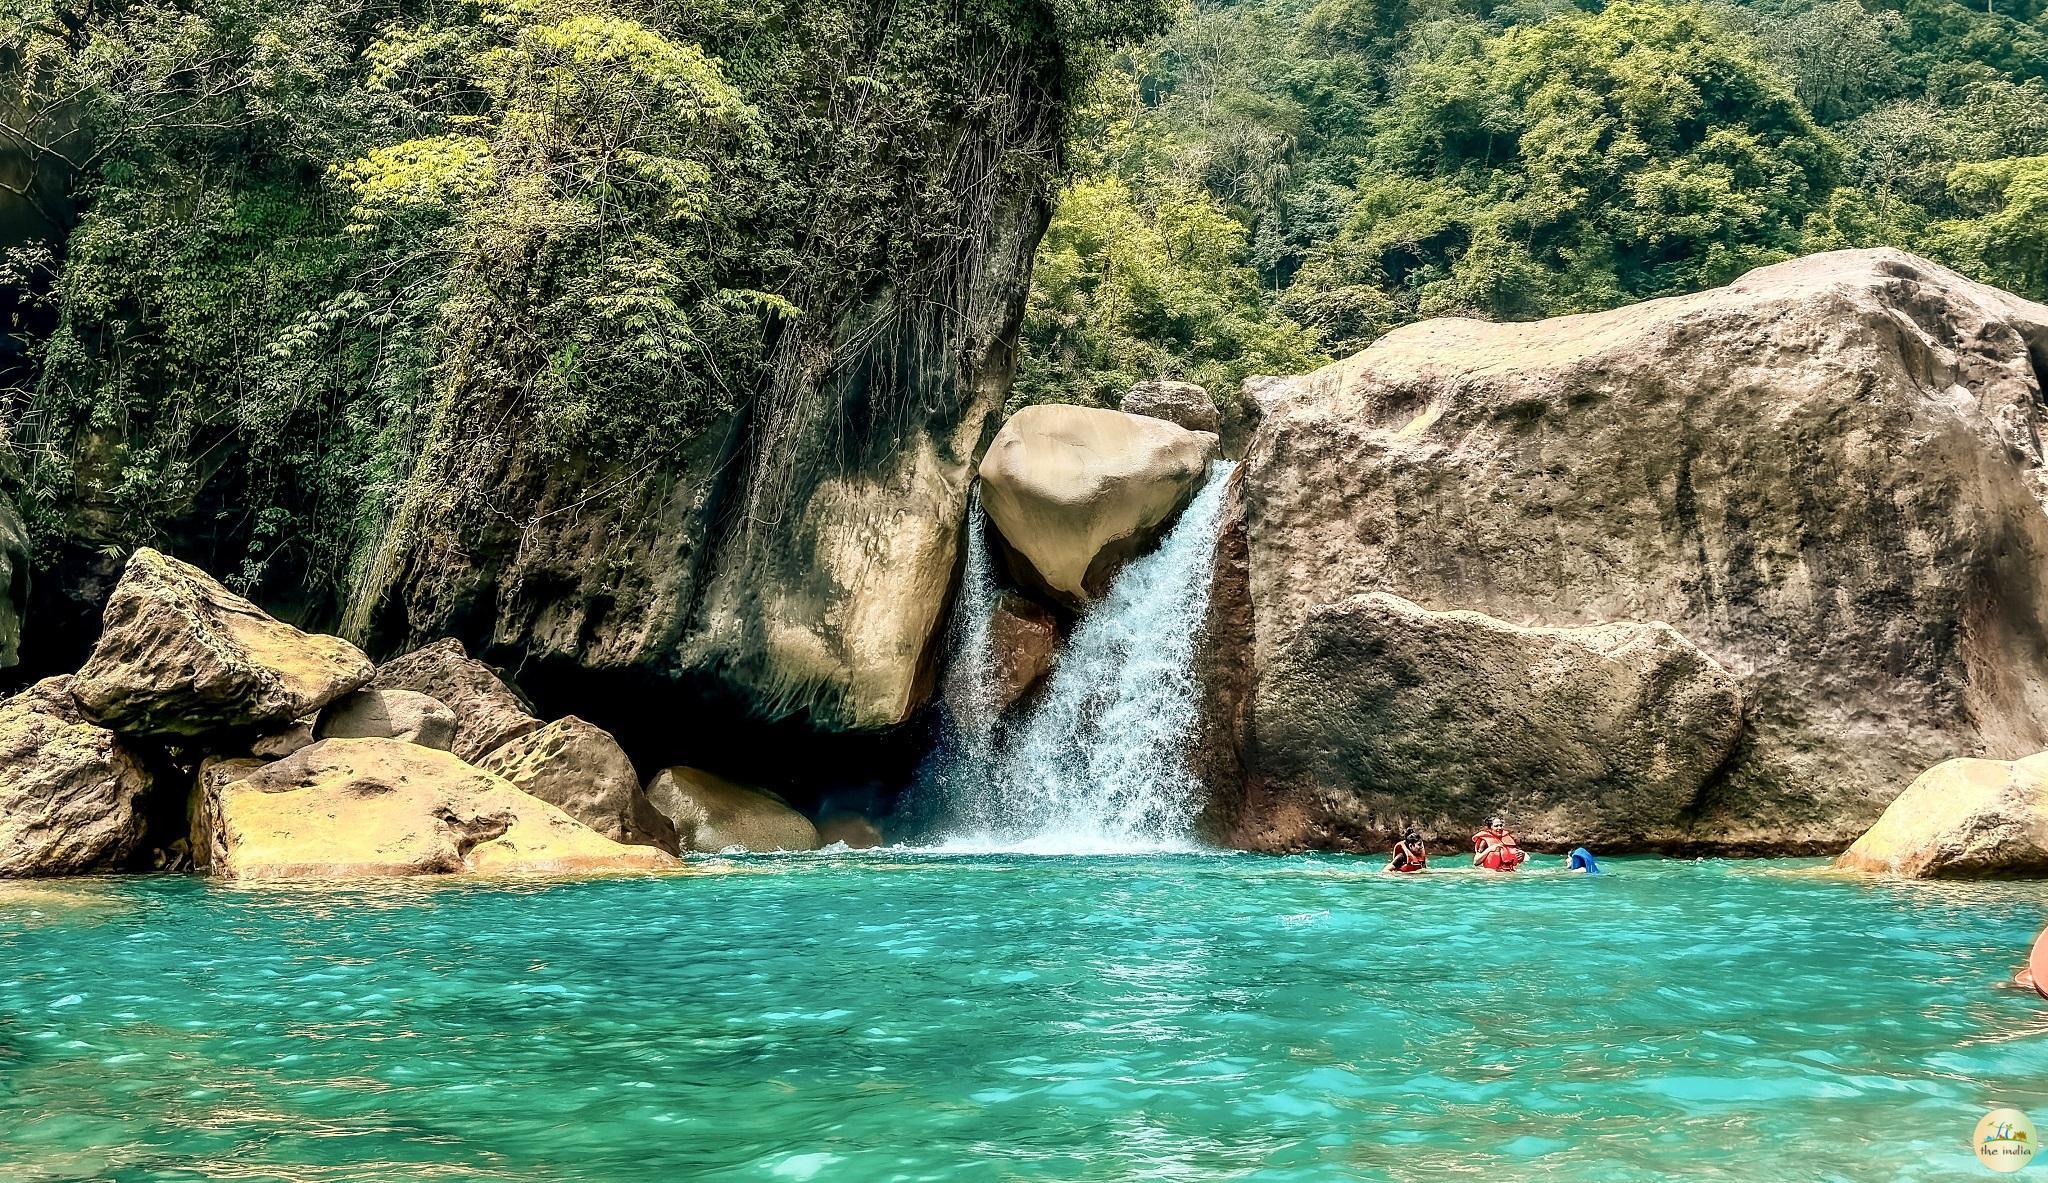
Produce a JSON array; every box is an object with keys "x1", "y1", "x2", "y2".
[
  {"x1": 3, "y1": 0, "x2": 1173, "y2": 601},
  {"x1": 1019, "y1": 0, "x2": 2048, "y2": 403},
  {"x1": 1016, "y1": 177, "x2": 1321, "y2": 408}
]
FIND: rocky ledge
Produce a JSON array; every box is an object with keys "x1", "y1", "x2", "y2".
[{"x1": 0, "y1": 549, "x2": 884, "y2": 880}]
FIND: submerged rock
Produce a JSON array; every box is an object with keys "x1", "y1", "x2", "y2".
[
  {"x1": 72, "y1": 549, "x2": 372, "y2": 738},
  {"x1": 206, "y1": 738, "x2": 677, "y2": 880},
  {"x1": 1206, "y1": 249, "x2": 2048, "y2": 852},
  {"x1": 0, "y1": 678, "x2": 152, "y2": 876},
  {"x1": 317, "y1": 688, "x2": 457, "y2": 750},
  {"x1": 1835, "y1": 754, "x2": 2048, "y2": 878},
  {"x1": 817, "y1": 814, "x2": 885, "y2": 850},
  {"x1": 369, "y1": 639, "x2": 541, "y2": 763},
  {"x1": 1247, "y1": 593, "x2": 1743, "y2": 849},
  {"x1": 644, "y1": 767, "x2": 820, "y2": 853},
  {"x1": 979, "y1": 404, "x2": 1217, "y2": 604},
  {"x1": 477, "y1": 717, "x2": 677, "y2": 852},
  {"x1": 1121, "y1": 380, "x2": 1221, "y2": 435}
]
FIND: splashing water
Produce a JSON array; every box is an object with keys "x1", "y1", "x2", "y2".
[{"x1": 929, "y1": 461, "x2": 1236, "y2": 853}]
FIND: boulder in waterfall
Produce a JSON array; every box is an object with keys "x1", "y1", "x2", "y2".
[
  {"x1": 644, "y1": 767, "x2": 820, "y2": 853},
  {"x1": 72, "y1": 548, "x2": 373, "y2": 738},
  {"x1": 818, "y1": 814, "x2": 885, "y2": 849},
  {"x1": 0, "y1": 490, "x2": 27, "y2": 669},
  {"x1": 1203, "y1": 248, "x2": 2048, "y2": 853},
  {"x1": 989, "y1": 593, "x2": 1057, "y2": 711},
  {"x1": 1121, "y1": 380, "x2": 1221, "y2": 435},
  {"x1": 1247, "y1": 593, "x2": 1743, "y2": 849},
  {"x1": 476, "y1": 717, "x2": 678, "y2": 852},
  {"x1": 316, "y1": 688, "x2": 457, "y2": 750},
  {"x1": 370, "y1": 639, "x2": 542, "y2": 763},
  {"x1": 1835, "y1": 753, "x2": 2048, "y2": 878},
  {"x1": 978, "y1": 404, "x2": 1218, "y2": 604},
  {"x1": 0, "y1": 678, "x2": 153, "y2": 876},
  {"x1": 205, "y1": 738, "x2": 678, "y2": 880}
]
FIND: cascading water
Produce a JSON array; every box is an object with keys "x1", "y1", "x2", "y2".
[{"x1": 927, "y1": 461, "x2": 1236, "y2": 853}]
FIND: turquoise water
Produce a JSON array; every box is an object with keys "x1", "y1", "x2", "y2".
[{"x1": 3, "y1": 855, "x2": 2046, "y2": 1182}]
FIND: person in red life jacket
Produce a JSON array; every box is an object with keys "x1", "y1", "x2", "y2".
[
  {"x1": 1387, "y1": 830, "x2": 1427, "y2": 874},
  {"x1": 1472, "y1": 817, "x2": 1527, "y2": 872}
]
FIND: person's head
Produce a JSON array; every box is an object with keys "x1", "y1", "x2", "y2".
[
  {"x1": 1488, "y1": 816, "x2": 1504, "y2": 831},
  {"x1": 1405, "y1": 830, "x2": 1423, "y2": 846}
]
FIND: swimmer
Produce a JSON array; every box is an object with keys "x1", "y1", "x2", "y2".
[
  {"x1": 1472, "y1": 817, "x2": 1526, "y2": 872},
  {"x1": 1564, "y1": 846, "x2": 1599, "y2": 874},
  {"x1": 1387, "y1": 830, "x2": 1427, "y2": 874}
]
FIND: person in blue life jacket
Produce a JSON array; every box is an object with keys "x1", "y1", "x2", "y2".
[{"x1": 1564, "y1": 846, "x2": 1599, "y2": 874}]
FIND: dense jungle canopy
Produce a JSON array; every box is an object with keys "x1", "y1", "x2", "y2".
[{"x1": 1016, "y1": 0, "x2": 2048, "y2": 407}]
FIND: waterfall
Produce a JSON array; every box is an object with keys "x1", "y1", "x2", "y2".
[{"x1": 928, "y1": 461, "x2": 1236, "y2": 853}]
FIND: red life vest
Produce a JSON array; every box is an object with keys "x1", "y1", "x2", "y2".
[
  {"x1": 1474, "y1": 828, "x2": 1525, "y2": 871},
  {"x1": 1391, "y1": 841, "x2": 1426, "y2": 873}
]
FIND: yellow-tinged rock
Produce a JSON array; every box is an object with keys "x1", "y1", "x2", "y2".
[
  {"x1": 73, "y1": 548, "x2": 372, "y2": 737},
  {"x1": 978, "y1": 404, "x2": 1217, "y2": 604},
  {"x1": 1834, "y1": 753, "x2": 2048, "y2": 878},
  {"x1": 209, "y1": 738, "x2": 677, "y2": 881},
  {"x1": 644, "y1": 767, "x2": 820, "y2": 853}
]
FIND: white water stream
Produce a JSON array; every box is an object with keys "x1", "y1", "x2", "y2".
[{"x1": 926, "y1": 462, "x2": 1236, "y2": 853}]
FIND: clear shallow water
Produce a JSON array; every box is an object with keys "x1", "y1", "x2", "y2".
[{"x1": 3, "y1": 856, "x2": 2046, "y2": 1182}]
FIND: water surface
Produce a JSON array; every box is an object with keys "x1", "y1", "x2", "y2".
[{"x1": 3, "y1": 856, "x2": 2045, "y2": 1181}]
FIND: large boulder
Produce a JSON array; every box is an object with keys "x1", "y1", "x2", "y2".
[
  {"x1": 1121, "y1": 380, "x2": 1221, "y2": 435},
  {"x1": 0, "y1": 678, "x2": 152, "y2": 876},
  {"x1": 1245, "y1": 593, "x2": 1743, "y2": 849},
  {"x1": 316, "y1": 688, "x2": 457, "y2": 750},
  {"x1": 1205, "y1": 249, "x2": 2048, "y2": 852},
  {"x1": 72, "y1": 549, "x2": 372, "y2": 738},
  {"x1": 978, "y1": 404, "x2": 1218, "y2": 604},
  {"x1": 1835, "y1": 754, "x2": 2048, "y2": 878},
  {"x1": 369, "y1": 639, "x2": 541, "y2": 763},
  {"x1": 477, "y1": 717, "x2": 677, "y2": 852},
  {"x1": 188, "y1": 756, "x2": 263, "y2": 873},
  {"x1": 644, "y1": 767, "x2": 821, "y2": 853},
  {"x1": 205, "y1": 738, "x2": 677, "y2": 880}
]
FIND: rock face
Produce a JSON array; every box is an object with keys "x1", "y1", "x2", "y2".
[
  {"x1": 979, "y1": 404, "x2": 1218, "y2": 604},
  {"x1": 206, "y1": 738, "x2": 677, "y2": 880},
  {"x1": 188, "y1": 756, "x2": 263, "y2": 873},
  {"x1": 1206, "y1": 249, "x2": 2048, "y2": 852},
  {"x1": 0, "y1": 678, "x2": 153, "y2": 876},
  {"x1": 644, "y1": 767, "x2": 820, "y2": 853},
  {"x1": 317, "y1": 688, "x2": 457, "y2": 750},
  {"x1": 1121, "y1": 380, "x2": 1221, "y2": 435},
  {"x1": 0, "y1": 491, "x2": 27, "y2": 669},
  {"x1": 71, "y1": 549, "x2": 372, "y2": 737},
  {"x1": 369, "y1": 639, "x2": 541, "y2": 763},
  {"x1": 477, "y1": 717, "x2": 677, "y2": 851},
  {"x1": 988, "y1": 593, "x2": 1058, "y2": 711},
  {"x1": 1247, "y1": 593, "x2": 1743, "y2": 849},
  {"x1": 1835, "y1": 754, "x2": 2048, "y2": 878}
]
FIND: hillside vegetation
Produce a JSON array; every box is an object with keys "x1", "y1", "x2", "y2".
[{"x1": 1018, "y1": 0, "x2": 2048, "y2": 406}]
